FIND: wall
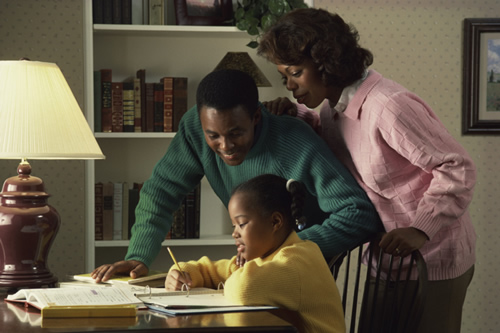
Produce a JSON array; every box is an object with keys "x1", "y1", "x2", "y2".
[
  {"x1": 0, "y1": 0, "x2": 499, "y2": 331},
  {"x1": 311, "y1": 0, "x2": 499, "y2": 331},
  {"x1": 0, "y1": 0, "x2": 86, "y2": 280}
]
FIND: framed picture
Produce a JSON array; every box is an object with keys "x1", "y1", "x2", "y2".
[
  {"x1": 174, "y1": 0, "x2": 233, "y2": 26},
  {"x1": 462, "y1": 18, "x2": 500, "y2": 134}
]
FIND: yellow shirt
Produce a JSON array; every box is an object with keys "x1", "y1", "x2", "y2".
[{"x1": 174, "y1": 232, "x2": 345, "y2": 333}]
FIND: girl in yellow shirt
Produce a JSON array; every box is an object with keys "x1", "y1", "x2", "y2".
[{"x1": 166, "y1": 174, "x2": 345, "y2": 333}]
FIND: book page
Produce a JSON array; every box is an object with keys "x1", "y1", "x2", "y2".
[
  {"x1": 9, "y1": 288, "x2": 143, "y2": 309},
  {"x1": 139, "y1": 292, "x2": 239, "y2": 307}
]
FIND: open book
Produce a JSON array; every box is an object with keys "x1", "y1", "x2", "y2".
[
  {"x1": 68, "y1": 271, "x2": 168, "y2": 288},
  {"x1": 5, "y1": 287, "x2": 142, "y2": 318},
  {"x1": 135, "y1": 288, "x2": 278, "y2": 315}
]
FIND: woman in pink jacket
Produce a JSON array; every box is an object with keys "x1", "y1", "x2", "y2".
[{"x1": 258, "y1": 8, "x2": 476, "y2": 333}]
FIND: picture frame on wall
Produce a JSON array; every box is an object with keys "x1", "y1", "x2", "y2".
[
  {"x1": 173, "y1": 0, "x2": 233, "y2": 26},
  {"x1": 462, "y1": 18, "x2": 500, "y2": 134}
]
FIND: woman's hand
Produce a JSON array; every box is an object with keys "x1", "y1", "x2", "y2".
[
  {"x1": 165, "y1": 270, "x2": 192, "y2": 291},
  {"x1": 262, "y1": 97, "x2": 297, "y2": 117},
  {"x1": 379, "y1": 227, "x2": 428, "y2": 257},
  {"x1": 91, "y1": 260, "x2": 148, "y2": 283}
]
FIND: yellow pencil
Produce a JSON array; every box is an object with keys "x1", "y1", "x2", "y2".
[{"x1": 167, "y1": 246, "x2": 186, "y2": 280}]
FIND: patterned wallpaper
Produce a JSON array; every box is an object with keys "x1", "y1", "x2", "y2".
[
  {"x1": 0, "y1": 0, "x2": 86, "y2": 280},
  {"x1": 0, "y1": 0, "x2": 499, "y2": 331}
]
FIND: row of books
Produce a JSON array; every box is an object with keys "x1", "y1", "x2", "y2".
[
  {"x1": 94, "y1": 68, "x2": 188, "y2": 133},
  {"x1": 94, "y1": 182, "x2": 200, "y2": 241},
  {"x1": 93, "y1": 0, "x2": 166, "y2": 25}
]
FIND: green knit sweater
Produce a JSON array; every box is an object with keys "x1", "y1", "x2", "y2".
[{"x1": 126, "y1": 105, "x2": 382, "y2": 267}]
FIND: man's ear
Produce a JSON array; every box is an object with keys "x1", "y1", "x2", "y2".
[{"x1": 253, "y1": 106, "x2": 262, "y2": 125}]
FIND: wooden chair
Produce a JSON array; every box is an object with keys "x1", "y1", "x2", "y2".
[{"x1": 329, "y1": 233, "x2": 428, "y2": 333}]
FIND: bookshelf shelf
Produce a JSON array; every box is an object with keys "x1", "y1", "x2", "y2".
[
  {"x1": 95, "y1": 235, "x2": 235, "y2": 248},
  {"x1": 95, "y1": 132, "x2": 176, "y2": 139},
  {"x1": 83, "y1": 1, "x2": 285, "y2": 272}
]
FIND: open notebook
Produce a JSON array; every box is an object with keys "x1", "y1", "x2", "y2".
[{"x1": 135, "y1": 288, "x2": 278, "y2": 315}]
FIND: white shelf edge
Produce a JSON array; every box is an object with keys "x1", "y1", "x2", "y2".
[
  {"x1": 95, "y1": 235, "x2": 234, "y2": 247},
  {"x1": 95, "y1": 132, "x2": 176, "y2": 139},
  {"x1": 93, "y1": 24, "x2": 246, "y2": 37}
]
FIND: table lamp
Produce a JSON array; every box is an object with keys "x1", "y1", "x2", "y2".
[
  {"x1": 0, "y1": 60, "x2": 105, "y2": 289},
  {"x1": 213, "y1": 52, "x2": 272, "y2": 87}
]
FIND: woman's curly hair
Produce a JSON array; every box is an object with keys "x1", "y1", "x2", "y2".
[{"x1": 257, "y1": 8, "x2": 373, "y2": 88}]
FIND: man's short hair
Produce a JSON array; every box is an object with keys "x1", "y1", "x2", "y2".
[{"x1": 196, "y1": 69, "x2": 259, "y2": 117}]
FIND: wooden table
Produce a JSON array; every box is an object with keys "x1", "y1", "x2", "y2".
[{"x1": 1, "y1": 295, "x2": 298, "y2": 332}]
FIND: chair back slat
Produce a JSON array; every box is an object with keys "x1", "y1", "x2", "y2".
[{"x1": 328, "y1": 233, "x2": 428, "y2": 333}]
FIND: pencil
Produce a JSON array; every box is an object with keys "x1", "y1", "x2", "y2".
[{"x1": 167, "y1": 247, "x2": 186, "y2": 280}]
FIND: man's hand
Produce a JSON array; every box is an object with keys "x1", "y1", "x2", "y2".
[
  {"x1": 90, "y1": 260, "x2": 148, "y2": 283},
  {"x1": 379, "y1": 227, "x2": 428, "y2": 257},
  {"x1": 165, "y1": 270, "x2": 192, "y2": 291},
  {"x1": 262, "y1": 97, "x2": 297, "y2": 117}
]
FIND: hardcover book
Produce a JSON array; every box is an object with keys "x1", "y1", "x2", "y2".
[
  {"x1": 173, "y1": 77, "x2": 188, "y2": 132},
  {"x1": 95, "y1": 182, "x2": 104, "y2": 241},
  {"x1": 100, "y1": 69, "x2": 113, "y2": 132},
  {"x1": 102, "y1": 181, "x2": 114, "y2": 240},
  {"x1": 161, "y1": 77, "x2": 174, "y2": 132},
  {"x1": 133, "y1": 77, "x2": 142, "y2": 132},
  {"x1": 153, "y1": 82, "x2": 164, "y2": 132},
  {"x1": 93, "y1": 70, "x2": 102, "y2": 133},
  {"x1": 145, "y1": 82, "x2": 155, "y2": 132},
  {"x1": 111, "y1": 82, "x2": 124, "y2": 132},
  {"x1": 122, "y1": 81, "x2": 135, "y2": 132},
  {"x1": 136, "y1": 69, "x2": 147, "y2": 131}
]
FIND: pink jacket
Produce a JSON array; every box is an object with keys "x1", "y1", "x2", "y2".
[{"x1": 300, "y1": 70, "x2": 476, "y2": 281}]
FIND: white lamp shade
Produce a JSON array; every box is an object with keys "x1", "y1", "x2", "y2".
[{"x1": 0, "y1": 60, "x2": 104, "y2": 160}]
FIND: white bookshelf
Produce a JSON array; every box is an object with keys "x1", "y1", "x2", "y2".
[{"x1": 82, "y1": 2, "x2": 288, "y2": 272}]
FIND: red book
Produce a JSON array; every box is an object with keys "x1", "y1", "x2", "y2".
[
  {"x1": 161, "y1": 77, "x2": 173, "y2": 132},
  {"x1": 100, "y1": 69, "x2": 113, "y2": 132},
  {"x1": 173, "y1": 77, "x2": 188, "y2": 132},
  {"x1": 145, "y1": 83, "x2": 155, "y2": 132},
  {"x1": 111, "y1": 82, "x2": 124, "y2": 132},
  {"x1": 153, "y1": 83, "x2": 164, "y2": 132}
]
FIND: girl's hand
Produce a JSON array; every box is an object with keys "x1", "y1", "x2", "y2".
[{"x1": 165, "y1": 270, "x2": 192, "y2": 291}]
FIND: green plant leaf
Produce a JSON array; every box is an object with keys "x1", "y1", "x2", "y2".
[
  {"x1": 268, "y1": 0, "x2": 286, "y2": 16},
  {"x1": 247, "y1": 41, "x2": 259, "y2": 49},
  {"x1": 261, "y1": 13, "x2": 277, "y2": 31}
]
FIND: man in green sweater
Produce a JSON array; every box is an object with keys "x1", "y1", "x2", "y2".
[{"x1": 92, "y1": 69, "x2": 382, "y2": 281}]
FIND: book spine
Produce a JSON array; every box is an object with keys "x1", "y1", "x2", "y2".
[
  {"x1": 122, "y1": 0, "x2": 132, "y2": 24},
  {"x1": 128, "y1": 187, "x2": 140, "y2": 239},
  {"x1": 161, "y1": 77, "x2": 173, "y2": 132},
  {"x1": 122, "y1": 81, "x2": 135, "y2": 132},
  {"x1": 100, "y1": 69, "x2": 113, "y2": 132},
  {"x1": 133, "y1": 77, "x2": 142, "y2": 132},
  {"x1": 93, "y1": 70, "x2": 102, "y2": 132},
  {"x1": 149, "y1": 0, "x2": 164, "y2": 25},
  {"x1": 95, "y1": 182, "x2": 104, "y2": 240},
  {"x1": 121, "y1": 182, "x2": 129, "y2": 240},
  {"x1": 136, "y1": 69, "x2": 147, "y2": 132},
  {"x1": 173, "y1": 77, "x2": 188, "y2": 132},
  {"x1": 131, "y1": 0, "x2": 143, "y2": 25},
  {"x1": 171, "y1": 201, "x2": 186, "y2": 239},
  {"x1": 112, "y1": 0, "x2": 122, "y2": 24},
  {"x1": 93, "y1": 0, "x2": 104, "y2": 24},
  {"x1": 153, "y1": 83, "x2": 164, "y2": 132},
  {"x1": 102, "y1": 182, "x2": 114, "y2": 240},
  {"x1": 113, "y1": 182, "x2": 123, "y2": 240},
  {"x1": 111, "y1": 82, "x2": 124, "y2": 132},
  {"x1": 102, "y1": 0, "x2": 113, "y2": 24},
  {"x1": 145, "y1": 83, "x2": 155, "y2": 132}
]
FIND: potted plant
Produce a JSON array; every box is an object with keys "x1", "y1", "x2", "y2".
[{"x1": 234, "y1": 0, "x2": 308, "y2": 48}]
